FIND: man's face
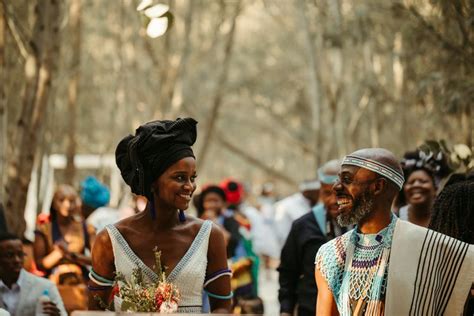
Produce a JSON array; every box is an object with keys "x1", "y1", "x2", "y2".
[
  {"x1": 333, "y1": 165, "x2": 378, "y2": 226},
  {"x1": 303, "y1": 189, "x2": 320, "y2": 207},
  {"x1": 320, "y1": 183, "x2": 338, "y2": 219},
  {"x1": 0, "y1": 239, "x2": 24, "y2": 280}
]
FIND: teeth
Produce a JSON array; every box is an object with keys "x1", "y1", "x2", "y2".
[
  {"x1": 179, "y1": 194, "x2": 191, "y2": 200},
  {"x1": 337, "y1": 198, "x2": 351, "y2": 206}
]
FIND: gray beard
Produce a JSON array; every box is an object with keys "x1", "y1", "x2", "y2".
[{"x1": 337, "y1": 191, "x2": 374, "y2": 227}]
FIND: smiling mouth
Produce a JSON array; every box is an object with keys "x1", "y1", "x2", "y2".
[
  {"x1": 178, "y1": 193, "x2": 192, "y2": 201},
  {"x1": 336, "y1": 196, "x2": 352, "y2": 211}
]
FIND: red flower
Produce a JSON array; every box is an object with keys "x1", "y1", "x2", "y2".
[{"x1": 109, "y1": 284, "x2": 120, "y2": 304}]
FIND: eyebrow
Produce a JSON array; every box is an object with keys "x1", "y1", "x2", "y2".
[
  {"x1": 338, "y1": 171, "x2": 353, "y2": 177},
  {"x1": 171, "y1": 171, "x2": 197, "y2": 175}
]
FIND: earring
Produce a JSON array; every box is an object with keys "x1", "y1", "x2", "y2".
[{"x1": 178, "y1": 209, "x2": 186, "y2": 222}]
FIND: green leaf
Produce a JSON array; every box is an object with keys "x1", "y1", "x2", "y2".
[{"x1": 121, "y1": 300, "x2": 136, "y2": 311}]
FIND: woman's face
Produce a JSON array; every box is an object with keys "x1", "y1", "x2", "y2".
[
  {"x1": 403, "y1": 170, "x2": 436, "y2": 207},
  {"x1": 52, "y1": 190, "x2": 78, "y2": 218},
  {"x1": 202, "y1": 192, "x2": 225, "y2": 215},
  {"x1": 153, "y1": 157, "x2": 197, "y2": 211}
]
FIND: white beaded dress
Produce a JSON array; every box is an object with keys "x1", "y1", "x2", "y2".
[{"x1": 106, "y1": 220, "x2": 212, "y2": 313}]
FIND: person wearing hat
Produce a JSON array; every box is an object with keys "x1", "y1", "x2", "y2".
[
  {"x1": 88, "y1": 118, "x2": 232, "y2": 313},
  {"x1": 80, "y1": 176, "x2": 111, "y2": 220},
  {"x1": 278, "y1": 160, "x2": 346, "y2": 316},
  {"x1": 315, "y1": 148, "x2": 473, "y2": 315},
  {"x1": 274, "y1": 179, "x2": 320, "y2": 250}
]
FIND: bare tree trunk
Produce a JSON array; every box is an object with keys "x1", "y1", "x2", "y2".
[
  {"x1": 297, "y1": 0, "x2": 322, "y2": 168},
  {"x1": 0, "y1": 2, "x2": 6, "y2": 203},
  {"x1": 169, "y1": 0, "x2": 195, "y2": 117},
  {"x1": 5, "y1": 0, "x2": 62, "y2": 236},
  {"x1": 65, "y1": 0, "x2": 81, "y2": 185},
  {"x1": 216, "y1": 135, "x2": 297, "y2": 186},
  {"x1": 197, "y1": 1, "x2": 241, "y2": 170}
]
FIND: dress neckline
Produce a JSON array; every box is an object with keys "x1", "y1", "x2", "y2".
[{"x1": 108, "y1": 220, "x2": 212, "y2": 283}]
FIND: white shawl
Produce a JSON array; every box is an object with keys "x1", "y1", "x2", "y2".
[{"x1": 385, "y1": 220, "x2": 473, "y2": 315}]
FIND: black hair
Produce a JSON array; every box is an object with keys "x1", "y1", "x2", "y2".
[
  {"x1": 196, "y1": 185, "x2": 227, "y2": 217},
  {"x1": 201, "y1": 186, "x2": 227, "y2": 202},
  {"x1": 227, "y1": 181, "x2": 239, "y2": 192},
  {"x1": 0, "y1": 232, "x2": 20, "y2": 243},
  {"x1": 429, "y1": 174, "x2": 474, "y2": 243}
]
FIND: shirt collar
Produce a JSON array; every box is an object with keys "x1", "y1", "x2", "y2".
[{"x1": 0, "y1": 269, "x2": 24, "y2": 291}]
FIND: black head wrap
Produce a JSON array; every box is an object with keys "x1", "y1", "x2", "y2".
[{"x1": 115, "y1": 118, "x2": 197, "y2": 200}]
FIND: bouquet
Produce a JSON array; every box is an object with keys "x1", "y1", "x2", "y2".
[{"x1": 112, "y1": 248, "x2": 181, "y2": 313}]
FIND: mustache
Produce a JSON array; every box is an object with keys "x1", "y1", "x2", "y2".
[{"x1": 336, "y1": 191, "x2": 374, "y2": 226}]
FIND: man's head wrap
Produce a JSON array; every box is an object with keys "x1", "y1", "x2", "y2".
[
  {"x1": 80, "y1": 176, "x2": 110, "y2": 208},
  {"x1": 318, "y1": 159, "x2": 341, "y2": 185},
  {"x1": 342, "y1": 148, "x2": 405, "y2": 190},
  {"x1": 115, "y1": 118, "x2": 197, "y2": 200},
  {"x1": 299, "y1": 179, "x2": 321, "y2": 191}
]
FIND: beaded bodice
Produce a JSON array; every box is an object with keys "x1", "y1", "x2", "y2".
[{"x1": 106, "y1": 220, "x2": 212, "y2": 313}]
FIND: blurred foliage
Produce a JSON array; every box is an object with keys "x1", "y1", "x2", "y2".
[{"x1": 2, "y1": 0, "x2": 473, "y2": 196}]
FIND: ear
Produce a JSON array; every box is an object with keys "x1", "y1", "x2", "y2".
[{"x1": 372, "y1": 178, "x2": 387, "y2": 196}]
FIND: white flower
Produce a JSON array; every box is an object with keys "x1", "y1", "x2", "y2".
[
  {"x1": 453, "y1": 144, "x2": 472, "y2": 160},
  {"x1": 159, "y1": 301, "x2": 178, "y2": 313}
]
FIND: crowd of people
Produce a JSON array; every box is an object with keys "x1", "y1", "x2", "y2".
[{"x1": 0, "y1": 117, "x2": 473, "y2": 315}]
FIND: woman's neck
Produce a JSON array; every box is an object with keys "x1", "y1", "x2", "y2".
[
  {"x1": 146, "y1": 201, "x2": 180, "y2": 230},
  {"x1": 408, "y1": 203, "x2": 431, "y2": 219},
  {"x1": 56, "y1": 214, "x2": 72, "y2": 226}
]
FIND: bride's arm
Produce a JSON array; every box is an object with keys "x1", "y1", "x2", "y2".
[
  {"x1": 88, "y1": 229, "x2": 116, "y2": 310},
  {"x1": 205, "y1": 223, "x2": 233, "y2": 313}
]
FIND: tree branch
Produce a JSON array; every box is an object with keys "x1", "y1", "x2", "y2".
[
  {"x1": 197, "y1": 0, "x2": 242, "y2": 170},
  {"x1": 216, "y1": 135, "x2": 298, "y2": 186},
  {"x1": 408, "y1": 5, "x2": 467, "y2": 59},
  {"x1": 1, "y1": 0, "x2": 32, "y2": 59}
]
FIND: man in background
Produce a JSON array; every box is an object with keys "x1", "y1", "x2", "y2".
[
  {"x1": 0, "y1": 232, "x2": 66, "y2": 316},
  {"x1": 278, "y1": 160, "x2": 345, "y2": 316},
  {"x1": 274, "y1": 179, "x2": 320, "y2": 249}
]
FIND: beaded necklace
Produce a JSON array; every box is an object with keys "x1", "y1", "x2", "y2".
[{"x1": 339, "y1": 214, "x2": 397, "y2": 315}]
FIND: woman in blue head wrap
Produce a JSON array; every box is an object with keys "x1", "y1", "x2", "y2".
[
  {"x1": 80, "y1": 176, "x2": 111, "y2": 219},
  {"x1": 88, "y1": 118, "x2": 232, "y2": 313}
]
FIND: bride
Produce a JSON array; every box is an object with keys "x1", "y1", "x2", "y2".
[{"x1": 88, "y1": 118, "x2": 232, "y2": 313}]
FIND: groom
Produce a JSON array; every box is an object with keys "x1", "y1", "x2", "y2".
[{"x1": 315, "y1": 148, "x2": 473, "y2": 315}]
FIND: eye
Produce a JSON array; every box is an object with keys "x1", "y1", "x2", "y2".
[
  {"x1": 176, "y1": 175, "x2": 185, "y2": 181},
  {"x1": 191, "y1": 175, "x2": 197, "y2": 182},
  {"x1": 341, "y1": 175, "x2": 352, "y2": 184}
]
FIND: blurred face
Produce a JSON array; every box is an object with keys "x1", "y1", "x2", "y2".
[
  {"x1": 303, "y1": 189, "x2": 320, "y2": 207},
  {"x1": 52, "y1": 190, "x2": 78, "y2": 218},
  {"x1": 333, "y1": 165, "x2": 378, "y2": 226},
  {"x1": 403, "y1": 170, "x2": 436, "y2": 207},
  {"x1": 202, "y1": 192, "x2": 225, "y2": 215},
  {"x1": 320, "y1": 183, "x2": 338, "y2": 219},
  {"x1": 154, "y1": 157, "x2": 197, "y2": 211},
  {"x1": 0, "y1": 239, "x2": 24, "y2": 281}
]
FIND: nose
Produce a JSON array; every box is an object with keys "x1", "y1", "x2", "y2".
[
  {"x1": 12, "y1": 253, "x2": 23, "y2": 265},
  {"x1": 183, "y1": 178, "x2": 194, "y2": 191},
  {"x1": 333, "y1": 179, "x2": 342, "y2": 192}
]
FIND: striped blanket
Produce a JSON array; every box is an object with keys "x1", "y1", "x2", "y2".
[{"x1": 386, "y1": 220, "x2": 473, "y2": 315}]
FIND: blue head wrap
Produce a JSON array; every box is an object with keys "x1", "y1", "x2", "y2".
[
  {"x1": 318, "y1": 168, "x2": 339, "y2": 185},
  {"x1": 80, "y1": 176, "x2": 110, "y2": 208}
]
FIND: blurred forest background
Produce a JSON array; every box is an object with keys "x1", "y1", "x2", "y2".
[{"x1": 0, "y1": 0, "x2": 473, "y2": 236}]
